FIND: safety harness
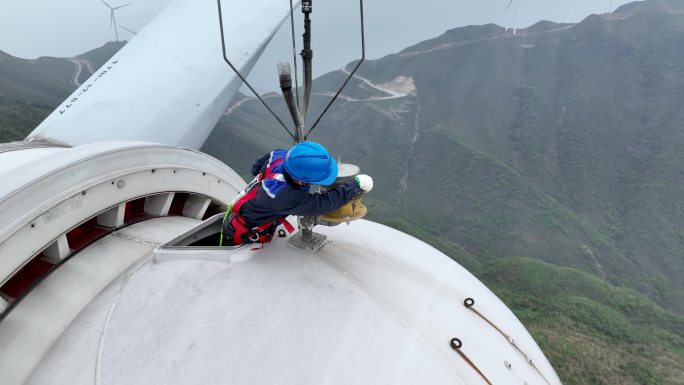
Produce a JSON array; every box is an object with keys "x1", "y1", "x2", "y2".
[{"x1": 220, "y1": 158, "x2": 295, "y2": 246}]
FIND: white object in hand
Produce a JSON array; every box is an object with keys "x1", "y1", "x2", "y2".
[{"x1": 355, "y1": 174, "x2": 374, "y2": 192}]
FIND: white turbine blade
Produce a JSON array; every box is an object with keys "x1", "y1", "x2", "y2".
[
  {"x1": 29, "y1": 0, "x2": 296, "y2": 149},
  {"x1": 119, "y1": 25, "x2": 137, "y2": 35},
  {"x1": 113, "y1": 3, "x2": 130, "y2": 10},
  {"x1": 99, "y1": 0, "x2": 113, "y2": 9},
  {"x1": 506, "y1": 0, "x2": 514, "y2": 10}
]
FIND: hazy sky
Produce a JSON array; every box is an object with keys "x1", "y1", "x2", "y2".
[{"x1": 0, "y1": 0, "x2": 636, "y2": 91}]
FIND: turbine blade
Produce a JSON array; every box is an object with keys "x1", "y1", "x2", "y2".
[
  {"x1": 119, "y1": 25, "x2": 137, "y2": 35},
  {"x1": 113, "y1": 3, "x2": 130, "y2": 10},
  {"x1": 506, "y1": 0, "x2": 514, "y2": 10},
  {"x1": 100, "y1": 0, "x2": 113, "y2": 9}
]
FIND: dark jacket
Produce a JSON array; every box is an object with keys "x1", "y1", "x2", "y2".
[{"x1": 239, "y1": 150, "x2": 362, "y2": 226}]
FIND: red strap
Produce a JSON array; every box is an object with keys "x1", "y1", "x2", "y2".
[
  {"x1": 277, "y1": 218, "x2": 295, "y2": 233},
  {"x1": 261, "y1": 158, "x2": 284, "y2": 179},
  {"x1": 232, "y1": 157, "x2": 284, "y2": 216},
  {"x1": 228, "y1": 156, "x2": 293, "y2": 247},
  {"x1": 232, "y1": 187, "x2": 257, "y2": 215}
]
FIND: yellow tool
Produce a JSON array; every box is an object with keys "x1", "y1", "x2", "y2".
[{"x1": 318, "y1": 163, "x2": 368, "y2": 224}]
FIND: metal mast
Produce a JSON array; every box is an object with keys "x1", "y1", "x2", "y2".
[{"x1": 217, "y1": 0, "x2": 367, "y2": 252}]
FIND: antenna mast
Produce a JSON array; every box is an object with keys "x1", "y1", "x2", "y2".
[
  {"x1": 300, "y1": 0, "x2": 313, "y2": 121},
  {"x1": 216, "y1": 0, "x2": 365, "y2": 144},
  {"x1": 279, "y1": 0, "x2": 366, "y2": 143},
  {"x1": 279, "y1": 0, "x2": 313, "y2": 143},
  {"x1": 216, "y1": 0, "x2": 367, "y2": 252}
]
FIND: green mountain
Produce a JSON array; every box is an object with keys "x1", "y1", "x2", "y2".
[
  {"x1": 0, "y1": 42, "x2": 124, "y2": 143},
  {"x1": 0, "y1": 98, "x2": 52, "y2": 142},
  {"x1": 480, "y1": 257, "x2": 684, "y2": 385},
  {"x1": 0, "y1": 42, "x2": 124, "y2": 108}
]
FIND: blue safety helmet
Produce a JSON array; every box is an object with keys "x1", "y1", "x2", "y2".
[{"x1": 284, "y1": 141, "x2": 338, "y2": 185}]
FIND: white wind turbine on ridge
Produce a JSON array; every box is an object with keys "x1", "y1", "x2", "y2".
[
  {"x1": 99, "y1": 0, "x2": 131, "y2": 41},
  {"x1": 506, "y1": 0, "x2": 520, "y2": 35}
]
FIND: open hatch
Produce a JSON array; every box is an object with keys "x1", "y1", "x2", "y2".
[{"x1": 159, "y1": 213, "x2": 242, "y2": 250}]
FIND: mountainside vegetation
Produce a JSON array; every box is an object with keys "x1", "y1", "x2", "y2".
[
  {"x1": 1, "y1": 1, "x2": 684, "y2": 383},
  {"x1": 480, "y1": 257, "x2": 684, "y2": 385},
  {"x1": 0, "y1": 41, "x2": 124, "y2": 142},
  {"x1": 0, "y1": 98, "x2": 51, "y2": 142},
  {"x1": 0, "y1": 42, "x2": 124, "y2": 108}
]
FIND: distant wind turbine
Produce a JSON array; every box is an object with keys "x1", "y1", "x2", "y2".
[
  {"x1": 506, "y1": 0, "x2": 520, "y2": 35},
  {"x1": 119, "y1": 25, "x2": 138, "y2": 36},
  {"x1": 99, "y1": 0, "x2": 131, "y2": 41},
  {"x1": 609, "y1": 0, "x2": 614, "y2": 13}
]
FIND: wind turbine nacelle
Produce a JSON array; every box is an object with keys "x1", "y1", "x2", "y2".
[
  {"x1": 0, "y1": 141, "x2": 561, "y2": 385},
  {"x1": 0, "y1": 0, "x2": 562, "y2": 384}
]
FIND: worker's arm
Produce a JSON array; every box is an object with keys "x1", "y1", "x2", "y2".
[
  {"x1": 251, "y1": 149, "x2": 288, "y2": 175},
  {"x1": 250, "y1": 153, "x2": 271, "y2": 176},
  {"x1": 280, "y1": 181, "x2": 362, "y2": 217}
]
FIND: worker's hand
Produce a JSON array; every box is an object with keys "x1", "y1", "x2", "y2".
[{"x1": 355, "y1": 174, "x2": 373, "y2": 193}]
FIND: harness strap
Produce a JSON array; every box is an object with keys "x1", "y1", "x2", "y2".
[
  {"x1": 234, "y1": 216, "x2": 295, "y2": 245},
  {"x1": 232, "y1": 186, "x2": 258, "y2": 215},
  {"x1": 231, "y1": 157, "x2": 284, "y2": 215},
  {"x1": 278, "y1": 218, "x2": 296, "y2": 233},
  {"x1": 223, "y1": 157, "x2": 295, "y2": 247}
]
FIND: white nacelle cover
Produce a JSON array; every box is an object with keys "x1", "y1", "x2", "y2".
[{"x1": 26, "y1": 219, "x2": 560, "y2": 385}]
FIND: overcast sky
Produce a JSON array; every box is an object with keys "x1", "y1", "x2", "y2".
[{"x1": 0, "y1": 0, "x2": 636, "y2": 91}]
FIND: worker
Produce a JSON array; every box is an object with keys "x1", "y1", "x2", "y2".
[{"x1": 221, "y1": 141, "x2": 373, "y2": 246}]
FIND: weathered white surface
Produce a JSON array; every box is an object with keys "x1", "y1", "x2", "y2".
[
  {"x1": 27, "y1": 0, "x2": 293, "y2": 149},
  {"x1": 0, "y1": 296, "x2": 8, "y2": 314},
  {"x1": 0, "y1": 141, "x2": 244, "y2": 287},
  {"x1": 97, "y1": 204, "x2": 126, "y2": 228},
  {"x1": 42, "y1": 234, "x2": 70, "y2": 263},
  {"x1": 183, "y1": 195, "x2": 212, "y2": 219},
  {"x1": 144, "y1": 192, "x2": 175, "y2": 216},
  {"x1": 1, "y1": 217, "x2": 201, "y2": 385},
  {"x1": 20, "y1": 219, "x2": 560, "y2": 385},
  {"x1": 0, "y1": 147, "x2": 66, "y2": 185}
]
